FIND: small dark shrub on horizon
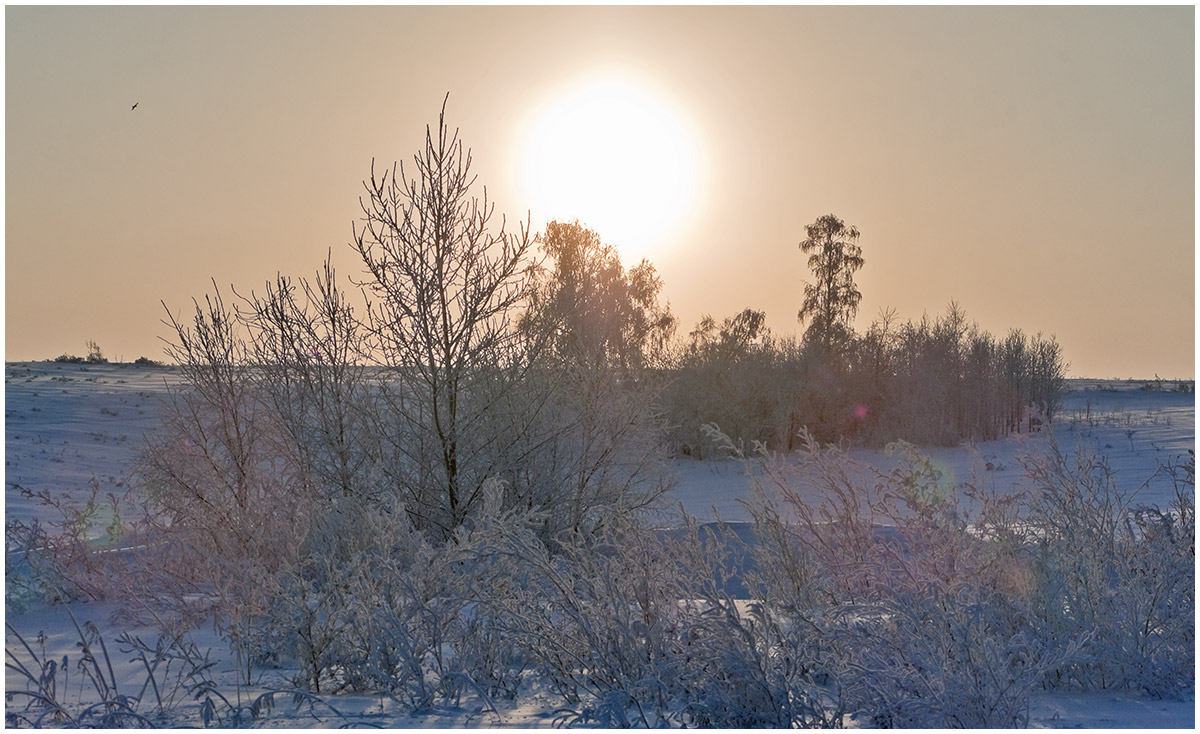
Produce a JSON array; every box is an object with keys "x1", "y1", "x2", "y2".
[{"x1": 51, "y1": 340, "x2": 108, "y2": 365}]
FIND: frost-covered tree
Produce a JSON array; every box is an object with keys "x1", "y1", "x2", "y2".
[
  {"x1": 236, "y1": 256, "x2": 377, "y2": 506},
  {"x1": 352, "y1": 95, "x2": 535, "y2": 533}
]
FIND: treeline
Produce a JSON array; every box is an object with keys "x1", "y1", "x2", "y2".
[
  {"x1": 659, "y1": 211, "x2": 1066, "y2": 454},
  {"x1": 664, "y1": 302, "x2": 1067, "y2": 456}
]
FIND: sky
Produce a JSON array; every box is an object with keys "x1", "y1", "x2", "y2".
[{"x1": 4, "y1": 5, "x2": 1195, "y2": 378}]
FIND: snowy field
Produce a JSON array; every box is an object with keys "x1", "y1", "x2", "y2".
[
  {"x1": 665, "y1": 380, "x2": 1196, "y2": 526},
  {"x1": 4, "y1": 361, "x2": 1195, "y2": 727}
]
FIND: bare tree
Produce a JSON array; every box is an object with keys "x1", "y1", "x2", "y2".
[
  {"x1": 352, "y1": 95, "x2": 535, "y2": 534},
  {"x1": 235, "y1": 255, "x2": 377, "y2": 505}
]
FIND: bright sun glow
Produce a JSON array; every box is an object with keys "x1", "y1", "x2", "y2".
[{"x1": 517, "y1": 72, "x2": 705, "y2": 263}]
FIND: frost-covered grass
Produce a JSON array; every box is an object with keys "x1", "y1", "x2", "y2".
[{"x1": 5, "y1": 364, "x2": 1195, "y2": 727}]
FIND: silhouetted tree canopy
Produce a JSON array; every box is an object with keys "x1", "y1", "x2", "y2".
[
  {"x1": 522, "y1": 219, "x2": 675, "y2": 371},
  {"x1": 798, "y1": 214, "x2": 864, "y2": 354}
]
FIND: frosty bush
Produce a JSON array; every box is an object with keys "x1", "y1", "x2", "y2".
[
  {"x1": 135, "y1": 289, "x2": 314, "y2": 676},
  {"x1": 673, "y1": 518, "x2": 845, "y2": 728},
  {"x1": 481, "y1": 513, "x2": 687, "y2": 726},
  {"x1": 839, "y1": 585, "x2": 1079, "y2": 728},
  {"x1": 471, "y1": 507, "x2": 845, "y2": 728},
  {"x1": 1022, "y1": 439, "x2": 1195, "y2": 697},
  {"x1": 4, "y1": 479, "x2": 134, "y2": 612},
  {"x1": 715, "y1": 427, "x2": 1150, "y2": 726},
  {"x1": 261, "y1": 499, "x2": 470, "y2": 702}
]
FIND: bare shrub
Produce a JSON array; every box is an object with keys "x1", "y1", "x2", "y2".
[
  {"x1": 140, "y1": 289, "x2": 314, "y2": 678},
  {"x1": 235, "y1": 258, "x2": 379, "y2": 508},
  {"x1": 505, "y1": 366, "x2": 674, "y2": 538}
]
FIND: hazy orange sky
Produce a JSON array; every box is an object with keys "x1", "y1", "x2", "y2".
[{"x1": 5, "y1": 5, "x2": 1194, "y2": 378}]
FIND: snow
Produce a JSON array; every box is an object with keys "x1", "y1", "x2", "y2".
[
  {"x1": 1026, "y1": 690, "x2": 1194, "y2": 729},
  {"x1": 4, "y1": 362, "x2": 184, "y2": 529},
  {"x1": 5, "y1": 362, "x2": 1195, "y2": 727},
  {"x1": 663, "y1": 387, "x2": 1195, "y2": 526}
]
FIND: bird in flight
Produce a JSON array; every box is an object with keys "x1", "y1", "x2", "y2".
[{"x1": 131, "y1": 102, "x2": 139, "y2": 111}]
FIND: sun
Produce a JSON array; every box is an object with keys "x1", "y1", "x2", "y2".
[{"x1": 515, "y1": 72, "x2": 705, "y2": 264}]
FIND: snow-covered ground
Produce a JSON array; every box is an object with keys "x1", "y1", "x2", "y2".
[
  {"x1": 4, "y1": 362, "x2": 185, "y2": 528},
  {"x1": 4, "y1": 362, "x2": 1195, "y2": 727},
  {"x1": 665, "y1": 381, "x2": 1195, "y2": 526}
]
